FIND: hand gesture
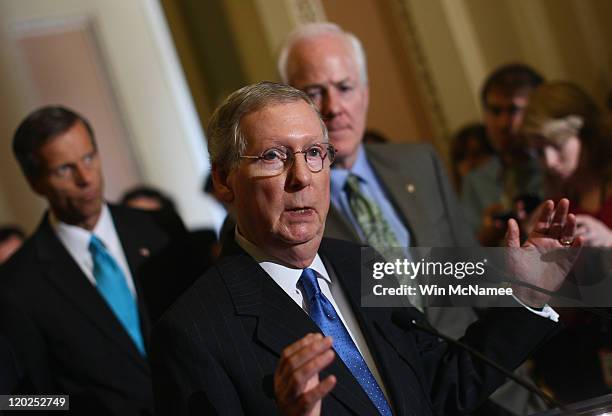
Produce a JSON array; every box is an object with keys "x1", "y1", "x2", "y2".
[
  {"x1": 274, "y1": 333, "x2": 337, "y2": 416},
  {"x1": 575, "y1": 214, "x2": 612, "y2": 247},
  {"x1": 515, "y1": 199, "x2": 545, "y2": 237},
  {"x1": 505, "y1": 199, "x2": 582, "y2": 308}
]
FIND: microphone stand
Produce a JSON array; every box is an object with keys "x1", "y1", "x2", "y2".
[{"x1": 406, "y1": 318, "x2": 575, "y2": 415}]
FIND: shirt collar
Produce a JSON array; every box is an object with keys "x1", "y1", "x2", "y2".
[
  {"x1": 234, "y1": 228, "x2": 331, "y2": 293},
  {"x1": 50, "y1": 204, "x2": 111, "y2": 250},
  {"x1": 331, "y1": 144, "x2": 370, "y2": 195},
  {"x1": 92, "y1": 204, "x2": 115, "y2": 248}
]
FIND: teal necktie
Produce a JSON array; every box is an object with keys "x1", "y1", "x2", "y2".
[
  {"x1": 345, "y1": 174, "x2": 399, "y2": 249},
  {"x1": 89, "y1": 235, "x2": 145, "y2": 356}
]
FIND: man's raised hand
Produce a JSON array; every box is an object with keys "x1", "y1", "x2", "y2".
[{"x1": 505, "y1": 198, "x2": 583, "y2": 308}]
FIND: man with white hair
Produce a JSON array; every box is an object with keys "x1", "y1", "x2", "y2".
[
  {"x1": 278, "y1": 23, "x2": 546, "y2": 415},
  {"x1": 278, "y1": 22, "x2": 475, "y2": 270}
]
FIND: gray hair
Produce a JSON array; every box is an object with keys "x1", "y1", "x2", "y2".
[
  {"x1": 277, "y1": 22, "x2": 368, "y2": 85},
  {"x1": 207, "y1": 81, "x2": 328, "y2": 173}
]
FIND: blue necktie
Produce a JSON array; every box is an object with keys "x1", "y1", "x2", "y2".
[
  {"x1": 299, "y1": 268, "x2": 392, "y2": 415},
  {"x1": 89, "y1": 235, "x2": 145, "y2": 356}
]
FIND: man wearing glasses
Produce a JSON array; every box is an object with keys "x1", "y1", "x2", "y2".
[
  {"x1": 461, "y1": 64, "x2": 545, "y2": 246},
  {"x1": 150, "y1": 81, "x2": 576, "y2": 415}
]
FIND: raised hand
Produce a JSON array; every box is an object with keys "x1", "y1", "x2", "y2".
[
  {"x1": 505, "y1": 198, "x2": 583, "y2": 308},
  {"x1": 575, "y1": 214, "x2": 612, "y2": 247},
  {"x1": 274, "y1": 333, "x2": 337, "y2": 416}
]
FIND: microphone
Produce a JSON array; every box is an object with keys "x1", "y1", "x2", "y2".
[{"x1": 392, "y1": 312, "x2": 575, "y2": 415}]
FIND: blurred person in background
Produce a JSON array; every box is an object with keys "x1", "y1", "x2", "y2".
[
  {"x1": 462, "y1": 64, "x2": 544, "y2": 246},
  {"x1": 519, "y1": 80, "x2": 612, "y2": 403},
  {"x1": 450, "y1": 123, "x2": 495, "y2": 191},
  {"x1": 521, "y1": 81, "x2": 612, "y2": 247},
  {"x1": 203, "y1": 174, "x2": 230, "y2": 243},
  {"x1": 121, "y1": 185, "x2": 178, "y2": 212},
  {"x1": 362, "y1": 129, "x2": 389, "y2": 144},
  {"x1": 120, "y1": 184, "x2": 221, "y2": 317},
  {"x1": 120, "y1": 185, "x2": 187, "y2": 239},
  {"x1": 0, "y1": 226, "x2": 25, "y2": 265}
]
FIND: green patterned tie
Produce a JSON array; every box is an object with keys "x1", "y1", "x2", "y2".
[
  {"x1": 345, "y1": 174, "x2": 423, "y2": 310},
  {"x1": 344, "y1": 174, "x2": 399, "y2": 249}
]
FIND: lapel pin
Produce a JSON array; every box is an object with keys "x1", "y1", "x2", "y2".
[
  {"x1": 139, "y1": 247, "x2": 150, "y2": 257},
  {"x1": 405, "y1": 183, "x2": 415, "y2": 193}
]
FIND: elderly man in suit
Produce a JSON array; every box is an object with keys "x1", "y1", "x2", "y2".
[
  {"x1": 150, "y1": 81, "x2": 578, "y2": 415},
  {"x1": 276, "y1": 22, "x2": 546, "y2": 415},
  {"x1": 0, "y1": 106, "x2": 192, "y2": 415},
  {"x1": 276, "y1": 22, "x2": 477, "y2": 322},
  {"x1": 277, "y1": 22, "x2": 474, "y2": 251}
]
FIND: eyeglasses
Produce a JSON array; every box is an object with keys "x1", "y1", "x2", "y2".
[
  {"x1": 485, "y1": 104, "x2": 526, "y2": 117},
  {"x1": 239, "y1": 143, "x2": 336, "y2": 176}
]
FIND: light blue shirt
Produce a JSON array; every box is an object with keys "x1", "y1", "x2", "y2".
[
  {"x1": 329, "y1": 147, "x2": 558, "y2": 322},
  {"x1": 330, "y1": 145, "x2": 411, "y2": 248}
]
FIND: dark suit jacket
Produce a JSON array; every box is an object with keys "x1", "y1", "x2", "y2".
[
  {"x1": 150, "y1": 238, "x2": 557, "y2": 415},
  {"x1": 0, "y1": 204, "x2": 185, "y2": 415},
  {"x1": 324, "y1": 143, "x2": 481, "y2": 335},
  {"x1": 323, "y1": 143, "x2": 544, "y2": 414},
  {"x1": 325, "y1": 143, "x2": 476, "y2": 248},
  {"x1": 0, "y1": 333, "x2": 21, "y2": 394}
]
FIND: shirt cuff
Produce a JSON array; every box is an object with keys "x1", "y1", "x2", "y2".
[{"x1": 511, "y1": 294, "x2": 559, "y2": 323}]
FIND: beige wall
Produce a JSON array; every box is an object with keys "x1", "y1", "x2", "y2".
[
  {"x1": 323, "y1": 0, "x2": 435, "y2": 143},
  {"x1": 0, "y1": 0, "x2": 225, "y2": 231},
  {"x1": 403, "y1": 0, "x2": 481, "y2": 140},
  {"x1": 164, "y1": 0, "x2": 610, "y2": 168},
  {"x1": 3, "y1": 0, "x2": 609, "y2": 232},
  {"x1": 404, "y1": 0, "x2": 611, "y2": 135},
  {"x1": 222, "y1": 0, "x2": 277, "y2": 84},
  {"x1": 16, "y1": 21, "x2": 143, "y2": 202}
]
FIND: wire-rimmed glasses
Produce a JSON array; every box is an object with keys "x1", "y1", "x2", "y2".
[{"x1": 239, "y1": 143, "x2": 335, "y2": 176}]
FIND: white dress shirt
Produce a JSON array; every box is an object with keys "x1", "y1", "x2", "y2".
[
  {"x1": 235, "y1": 230, "x2": 389, "y2": 400},
  {"x1": 234, "y1": 229, "x2": 559, "y2": 405},
  {"x1": 50, "y1": 204, "x2": 137, "y2": 297}
]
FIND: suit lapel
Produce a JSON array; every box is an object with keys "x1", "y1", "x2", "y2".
[
  {"x1": 365, "y1": 144, "x2": 430, "y2": 246},
  {"x1": 325, "y1": 205, "x2": 363, "y2": 242},
  {"x1": 219, "y1": 242, "x2": 379, "y2": 416},
  {"x1": 35, "y1": 214, "x2": 148, "y2": 372}
]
